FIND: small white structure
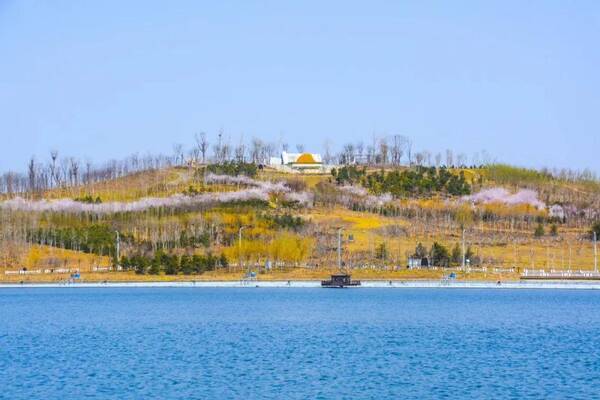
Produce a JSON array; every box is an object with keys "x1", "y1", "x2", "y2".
[{"x1": 270, "y1": 151, "x2": 324, "y2": 172}]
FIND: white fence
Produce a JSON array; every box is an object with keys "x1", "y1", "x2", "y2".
[
  {"x1": 5, "y1": 268, "x2": 80, "y2": 275},
  {"x1": 522, "y1": 269, "x2": 600, "y2": 278}
]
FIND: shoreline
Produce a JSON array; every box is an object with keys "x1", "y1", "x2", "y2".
[{"x1": 2, "y1": 279, "x2": 600, "y2": 290}]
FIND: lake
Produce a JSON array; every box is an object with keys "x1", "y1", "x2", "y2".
[{"x1": 1, "y1": 288, "x2": 599, "y2": 399}]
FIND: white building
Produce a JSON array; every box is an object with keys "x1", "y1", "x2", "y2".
[{"x1": 269, "y1": 151, "x2": 324, "y2": 172}]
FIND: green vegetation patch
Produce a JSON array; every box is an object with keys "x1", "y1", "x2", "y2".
[{"x1": 332, "y1": 165, "x2": 471, "y2": 196}]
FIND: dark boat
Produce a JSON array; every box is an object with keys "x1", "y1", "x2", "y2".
[{"x1": 321, "y1": 273, "x2": 361, "y2": 288}]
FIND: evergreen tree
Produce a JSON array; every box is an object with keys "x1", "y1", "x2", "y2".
[
  {"x1": 451, "y1": 243, "x2": 462, "y2": 266},
  {"x1": 164, "y1": 255, "x2": 179, "y2": 275},
  {"x1": 534, "y1": 223, "x2": 545, "y2": 238},
  {"x1": 219, "y1": 253, "x2": 229, "y2": 269},
  {"x1": 413, "y1": 242, "x2": 427, "y2": 258},
  {"x1": 148, "y1": 256, "x2": 161, "y2": 275},
  {"x1": 134, "y1": 255, "x2": 147, "y2": 275},
  {"x1": 431, "y1": 242, "x2": 450, "y2": 267},
  {"x1": 375, "y1": 243, "x2": 388, "y2": 260},
  {"x1": 180, "y1": 255, "x2": 193, "y2": 275}
]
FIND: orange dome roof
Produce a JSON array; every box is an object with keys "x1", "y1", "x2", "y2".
[{"x1": 296, "y1": 153, "x2": 318, "y2": 164}]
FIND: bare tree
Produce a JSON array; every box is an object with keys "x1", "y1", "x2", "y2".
[
  {"x1": 323, "y1": 140, "x2": 333, "y2": 165},
  {"x1": 414, "y1": 152, "x2": 424, "y2": 166},
  {"x1": 422, "y1": 150, "x2": 432, "y2": 166},
  {"x1": 366, "y1": 145, "x2": 376, "y2": 165},
  {"x1": 194, "y1": 132, "x2": 209, "y2": 163},
  {"x1": 295, "y1": 144, "x2": 305, "y2": 153},
  {"x1": 378, "y1": 137, "x2": 389, "y2": 165},
  {"x1": 356, "y1": 141, "x2": 364, "y2": 164},
  {"x1": 234, "y1": 135, "x2": 246, "y2": 163},
  {"x1": 68, "y1": 157, "x2": 80, "y2": 186},
  {"x1": 49, "y1": 150, "x2": 59, "y2": 188},
  {"x1": 250, "y1": 138, "x2": 264, "y2": 164},
  {"x1": 84, "y1": 159, "x2": 92, "y2": 185},
  {"x1": 390, "y1": 135, "x2": 408, "y2": 166},
  {"x1": 213, "y1": 128, "x2": 225, "y2": 163},
  {"x1": 221, "y1": 134, "x2": 232, "y2": 162},
  {"x1": 406, "y1": 137, "x2": 413, "y2": 165},
  {"x1": 340, "y1": 143, "x2": 355, "y2": 165},
  {"x1": 446, "y1": 149, "x2": 454, "y2": 167},
  {"x1": 435, "y1": 153, "x2": 442, "y2": 168},
  {"x1": 172, "y1": 143, "x2": 184, "y2": 166},
  {"x1": 27, "y1": 157, "x2": 36, "y2": 192}
]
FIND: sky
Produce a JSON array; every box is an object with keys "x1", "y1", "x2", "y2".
[{"x1": 1, "y1": 0, "x2": 599, "y2": 173}]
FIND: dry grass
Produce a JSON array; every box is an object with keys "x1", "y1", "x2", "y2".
[
  {"x1": 41, "y1": 168, "x2": 190, "y2": 202},
  {"x1": 1, "y1": 167, "x2": 597, "y2": 284}
]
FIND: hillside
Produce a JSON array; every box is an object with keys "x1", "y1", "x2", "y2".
[{"x1": 1, "y1": 163, "x2": 598, "y2": 283}]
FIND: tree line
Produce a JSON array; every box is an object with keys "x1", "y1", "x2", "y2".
[
  {"x1": 332, "y1": 165, "x2": 471, "y2": 196},
  {"x1": 3, "y1": 129, "x2": 598, "y2": 198},
  {"x1": 120, "y1": 251, "x2": 228, "y2": 275}
]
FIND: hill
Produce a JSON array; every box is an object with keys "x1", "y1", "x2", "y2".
[{"x1": 0, "y1": 162, "x2": 598, "y2": 282}]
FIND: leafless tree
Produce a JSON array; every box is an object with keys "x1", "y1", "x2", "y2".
[
  {"x1": 446, "y1": 149, "x2": 454, "y2": 167},
  {"x1": 250, "y1": 138, "x2": 264, "y2": 164},
  {"x1": 366, "y1": 145, "x2": 376, "y2": 165},
  {"x1": 49, "y1": 150, "x2": 59, "y2": 188},
  {"x1": 194, "y1": 132, "x2": 209, "y2": 163},
  {"x1": 356, "y1": 141, "x2": 364, "y2": 164},
  {"x1": 213, "y1": 129, "x2": 224, "y2": 163},
  {"x1": 221, "y1": 135, "x2": 232, "y2": 162},
  {"x1": 378, "y1": 137, "x2": 389, "y2": 165},
  {"x1": 68, "y1": 157, "x2": 80, "y2": 186},
  {"x1": 323, "y1": 140, "x2": 333, "y2": 165},
  {"x1": 234, "y1": 135, "x2": 246, "y2": 163},
  {"x1": 414, "y1": 152, "x2": 424, "y2": 166},
  {"x1": 422, "y1": 150, "x2": 432, "y2": 166},
  {"x1": 390, "y1": 135, "x2": 408, "y2": 166},
  {"x1": 173, "y1": 143, "x2": 184, "y2": 166},
  {"x1": 27, "y1": 157, "x2": 36, "y2": 193},
  {"x1": 340, "y1": 143, "x2": 355, "y2": 165},
  {"x1": 296, "y1": 144, "x2": 305, "y2": 153}
]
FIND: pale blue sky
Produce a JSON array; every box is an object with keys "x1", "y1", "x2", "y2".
[{"x1": 1, "y1": 1, "x2": 599, "y2": 172}]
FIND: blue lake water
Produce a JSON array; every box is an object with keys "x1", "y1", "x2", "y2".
[{"x1": 1, "y1": 288, "x2": 600, "y2": 399}]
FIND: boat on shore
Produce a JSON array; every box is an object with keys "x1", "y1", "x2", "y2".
[{"x1": 321, "y1": 273, "x2": 361, "y2": 288}]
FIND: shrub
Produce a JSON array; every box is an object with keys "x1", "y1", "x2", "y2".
[
  {"x1": 206, "y1": 162, "x2": 257, "y2": 177},
  {"x1": 375, "y1": 243, "x2": 388, "y2": 260},
  {"x1": 591, "y1": 221, "x2": 600, "y2": 240},
  {"x1": 451, "y1": 243, "x2": 462, "y2": 266},
  {"x1": 534, "y1": 223, "x2": 545, "y2": 238}
]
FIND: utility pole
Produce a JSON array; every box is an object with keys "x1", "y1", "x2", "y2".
[
  {"x1": 115, "y1": 231, "x2": 120, "y2": 264},
  {"x1": 239, "y1": 226, "x2": 246, "y2": 271},
  {"x1": 461, "y1": 227, "x2": 466, "y2": 269},
  {"x1": 337, "y1": 228, "x2": 343, "y2": 271},
  {"x1": 594, "y1": 232, "x2": 598, "y2": 273},
  {"x1": 569, "y1": 243, "x2": 572, "y2": 270}
]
